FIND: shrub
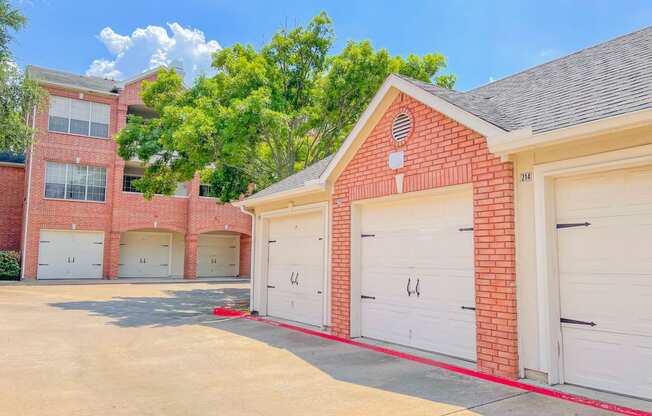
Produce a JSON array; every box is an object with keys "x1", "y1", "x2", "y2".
[{"x1": 0, "y1": 251, "x2": 20, "y2": 278}]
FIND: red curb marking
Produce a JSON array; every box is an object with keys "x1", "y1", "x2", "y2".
[
  {"x1": 213, "y1": 307, "x2": 246, "y2": 317},
  {"x1": 233, "y1": 313, "x2": 650, "y2": 416}
]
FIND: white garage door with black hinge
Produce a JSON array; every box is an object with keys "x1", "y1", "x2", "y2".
[
  {"x1": 266, "y1": 211, "x2": 324, "y2": 327},
  {"x1": 119, "y1": 232, "x2": 170, "y2": 277},
  {"x1": 359, "y1": 189, "x2": 476, "y2": 360},
  {"x1": 197, "y1": 234, "x2": 238, "y2": 277},
  {"x1": 37, "y1": 230, "x2": 104, "y2": 279},
  {"x1": 556, "y1": 165, "x2": 652, "y2": 399}
]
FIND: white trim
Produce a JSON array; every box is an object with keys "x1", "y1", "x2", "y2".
[
  {"x1": 532, "y1": 143, "x2": 652, "y2": 385},
  {"x1": 0, "y1": 161, "x2": 25, "y2": 167},
  {"x1": 253, "y1": 201, "x2": 330, "y2": 327},
  {"x1": 348, "y1": 183, "x2": 473, "y2": 338},
  {"x1": 20, "y1": 105, "x2": 37, "y2": 279},
  {"x1": 320, "y1": 74, "x2": 506, "y2": 183},
  {"x1": 489, "y1": 107, "x2": 652, "y2": 156}
]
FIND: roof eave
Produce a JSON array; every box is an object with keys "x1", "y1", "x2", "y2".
[
  {"x1": 488, "y1": 107, "x2": 652, "y2": 156},
  {"x1": 232, "y1": 182, "x2": 326, "y2": 208},
  {"x1": 37, "y1": 80, "x2": 120, "y2": 97}
]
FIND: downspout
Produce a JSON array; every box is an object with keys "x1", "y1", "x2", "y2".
[
  {"x1": 20, "y1": 105, "x2": 37, "y2": 279},
  {"x1": 239, "y1": 205, "x2": 256, "y2": 313}
]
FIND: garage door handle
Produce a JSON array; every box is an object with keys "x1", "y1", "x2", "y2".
[
  {"x1": 290, "y1": 271, "x2": 296, "y2": 285},
  {"x1": 561, "y1": 317, "x2": 596, "y2": 327},
  {"x1": 415, "y1": 278, "x2": 420, "y2": 297},
  {"x1": 406, "y1": 277, "x2": 412, "y2": 296},
  {"x1": 295, "y1": 272, "x2": 299, "y2": 285}
]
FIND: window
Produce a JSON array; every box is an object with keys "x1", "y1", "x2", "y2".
[
  {"x1": 199, "y1": 184, "x2": 214, "y2": 197},
  {"x1": 44, "y1": 162, "x2": 106, "y2": 202},
  {"x1": 48, "y1": 96, "x2": 110, "y2": 138},
  {"x1": 122, "y1": 174, "x2": 140, "y2": 193}
]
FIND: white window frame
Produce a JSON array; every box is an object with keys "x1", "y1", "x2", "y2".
[
  {"x1": 48, "y1": 96, "x2": 110, "y2": 139},
  {"x1": 44, "y1": 161, "x2": 107, "y2": 203}
]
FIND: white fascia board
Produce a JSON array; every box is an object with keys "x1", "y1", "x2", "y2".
[
  {"x1": 489, "y1": 107, "x2": 652, "y2": 156},
  {"x1": 318, "y1": 74, "x2": 507, "y2": 184},
  {"x1": 232, "y1": 182, "x2": 325, "y2": 208},
  {"x1": 0, "y1": 161, "x2": 25, "y2": 167}
]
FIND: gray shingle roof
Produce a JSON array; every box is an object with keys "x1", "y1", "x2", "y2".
[
  {"x1": 0, "y1": 152, "x2": 25, "y2": 164},
  {"x1": 27, "y1": 65, "x2": 119, "y2": 94},
  {"x1": 409, "y1": 26, "x2": 652, "y2": 133},
  {"x1": 251, "y1": 154, "x2": 335, "y2": 199}
]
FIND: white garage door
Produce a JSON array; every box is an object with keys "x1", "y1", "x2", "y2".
[
  {"x1": 359, "y1": 189, "x2": 476, "y2": 360},
  {"x1": 556, "y1": 166, "x2": 652, "y2": 399},
  {"x1": 119, "y1": 232, "x2": 170, "y2": 277},
  {"x1": 37, "y1": 230, "x2": 104, "y2": 279},
  {"x1": 266, "y1": 210, "x2": 324, "y2": 326},
  {"x1": 197, "y1": 234, "x2": 238, "y2": 277}
]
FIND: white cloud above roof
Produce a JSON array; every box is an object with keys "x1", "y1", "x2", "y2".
[{"x1": 86, "y1": 23, "x2": 221, "y2": 84}]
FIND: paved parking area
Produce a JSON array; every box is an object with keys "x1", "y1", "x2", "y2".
[{"x1": 0, "y1": 282, "x2": 629, "y2": 415}]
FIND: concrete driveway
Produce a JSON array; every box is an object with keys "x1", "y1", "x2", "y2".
[{"x1": 0, "y1": 282, "x2": 620, "y2": 415}]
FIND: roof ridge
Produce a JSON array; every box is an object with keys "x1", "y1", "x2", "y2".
[
  {"x1": 470, "y1": 25, "x2": 652, "y2": 94},
  {"x1": 27, "y1": 64, "x2": 117, "y2": 82}
]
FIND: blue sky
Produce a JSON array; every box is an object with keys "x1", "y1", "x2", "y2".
[{"x1": 11, "y1": 0, "x2": 652, "y2": 91}]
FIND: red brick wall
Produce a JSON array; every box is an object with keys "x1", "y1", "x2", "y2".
[
  {"x1": 239, "y1": 235, "x2": 251, "y2": 277},
  {"x1": 22, "y1": 83, "x2": 252, "y2": 279},
  {"x1": 331, "y1": 92, "x2": 518, "y2": 378},
  {"x1": 0, "y1": 165, "x2": 25, "y2": 251}
]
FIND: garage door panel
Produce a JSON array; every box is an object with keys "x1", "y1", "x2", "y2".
[
  {"x1": 119, "y1": 232, "x2": 170, "y2": 278},
  {"x1": 38, "y1": 231, "x2": 104, "y2": 279},
  {"x1": 359, "y1": 188, "x2": 475, "y2": 360},
  {"x1": 197, "y1": 235, "x2": 238, "y2": 277},
  {"x1": 557, "y1": 165, "x2": 652, "y2": 399},
  {"x1": 266, "y1": 210, "x2": 325, "y2": 326}
]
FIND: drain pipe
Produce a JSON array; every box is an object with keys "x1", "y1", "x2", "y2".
[
  {"x1": 239, "y1": 205, "x2": 256, "y2": 313},
  {"x1": 20, "y1": 105, "x2": 37, "y2": 280}
]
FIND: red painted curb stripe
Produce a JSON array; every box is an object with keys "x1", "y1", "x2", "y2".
[{"x1": 241, "y1": 315, "x2": 650, "y2": 416}]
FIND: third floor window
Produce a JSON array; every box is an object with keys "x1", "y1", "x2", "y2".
[{"x1": 48, "y1": 96, "x2": 110, "y2": 138}]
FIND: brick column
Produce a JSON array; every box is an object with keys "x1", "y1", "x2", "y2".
[
  {"x1": 471, "y1": 151, "x2": 518, "y2": 379},
  {"x1": 330, "y1": 191, "x2": 351, "y2": 338},
  {"x1": 184, "y1": 233, "x2": 198, "y2": 279},
  {"x1": 106, "y1": 231, "x2": 121, "y2": 279}
]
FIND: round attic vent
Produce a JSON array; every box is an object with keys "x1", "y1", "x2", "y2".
[{"x1": 391, "y1": 112, "x2": 412, "y2": 142}]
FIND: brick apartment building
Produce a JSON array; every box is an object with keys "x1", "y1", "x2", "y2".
[{"x1": 0, "y1": 65, "x2": 252, "y2": 280}]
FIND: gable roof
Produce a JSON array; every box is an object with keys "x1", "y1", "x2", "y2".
[
  {"x1": 234, "y1": 26, "x2": 652, "y2": 206},
  {"x1": 27, "y1": 65, "x2": 120, "y2": 94},
  {"x1": 249, "y1": 154, "x2": 335, "y2": 200}
]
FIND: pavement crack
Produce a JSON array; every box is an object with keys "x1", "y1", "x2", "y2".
[{"x1": 440, "y1": 391, "x2": 532, "y2": 416}]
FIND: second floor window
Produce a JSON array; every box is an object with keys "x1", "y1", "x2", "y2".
[
  {"x1": 45, "y1": 161, "x2": 107, "y2": 202},
  {"x1": 48, "y1": 96, "x2": 110, "y2": 138},
  {"x1": 199, "y1": 184, "x2": 214, "y2": 197}
]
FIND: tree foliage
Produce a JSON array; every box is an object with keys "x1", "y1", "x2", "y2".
[
  {"x1": 117, "y1": 12, "x2": 455, "y2": 202},
  {"x1": 0, "y1": 0, "x2": 44, "y2": 153}
]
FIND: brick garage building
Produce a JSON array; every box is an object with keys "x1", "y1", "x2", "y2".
[
  {"x1": 239, "y1": 74, "x2": 517, "y2": 378},
  {"x1": 0, "y1": 65, "x2": 251, "y2": 280}
]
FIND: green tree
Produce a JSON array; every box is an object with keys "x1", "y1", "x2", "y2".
[
  {"x1": 117, "y1": 12, "x2": 455, "y2": 202},
  {"x1": 0, "y1": 0, "x2": 43, "y2": 153}
]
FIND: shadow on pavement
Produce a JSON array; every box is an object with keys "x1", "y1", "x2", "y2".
[{"x1": 49, "y1": 287, "x2": 614, "y2": 415}]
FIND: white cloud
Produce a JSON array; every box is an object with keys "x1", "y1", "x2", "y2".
[{"x1": 86, "y1": 23, "x2": 221, "y2": 83}]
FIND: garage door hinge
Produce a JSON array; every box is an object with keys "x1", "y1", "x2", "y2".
[
  {"x1": 92, "y1": 264, "x2": 101, "y2": 266},
  {"x1": 461, "y1": 306, "x2": 476, "y2": 311},
  {"x1": 361, "y1": 295, "x2": 376, "y2": 299},
  {"x1": 458, "y1": 227, "x2": 474, "y2": 232},
  {"x1": 266, "y1": 285, "x2": 275, "y2": 289},
  {"x1": 38, "y1": 263, "x2": 48, "y2": 266},
  {"x1": 560, "y1": 317, "x2": 596, "y2": 327},
  {"x1": 160, "y1": 245, "x2": 169, "y2": 247},
  {"x1": 39, "y1": 240, "x2": 50, "y2": 243},
  {"x1": 268, "y1": 240, "x2": 277, "y2": 243},
  {"x1": 556, "y1": 222, "x2": 590, "y2": 229},
  {"x1": 361, "y1": 234, "x2": 375, "y2": 238},
  {"x1": 93, "y1": 242, "x2": 103, "y2": 245}
]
